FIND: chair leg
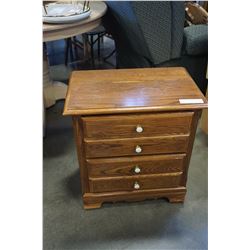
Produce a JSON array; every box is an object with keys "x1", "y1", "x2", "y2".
[
  {"x1": 69, "y1": 39, "x2": 74, "y2": 63},
  {"x1": 64, "y1": 38, "x2": 70, "y2": 66},
  {"x1": 73, "y1": 36, "x2": 79, "y2": 60},
  {"x1": 101, "y1": 34, "x2": 104, "y2": 44},
  {"x1": 97, "y1": 34, "x2": 101, "y2": 60},
  {"x1": 82, "y1": 34, "x2": 90, "y2": 58},
  {"x1": 43, "y1": 42, "x2": 47, "y2": 55},
  {"x1": 90, "y1": 35, "x2": 95, "y2": 68}
]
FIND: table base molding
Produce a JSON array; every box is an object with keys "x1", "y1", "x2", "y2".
[
  {"x1": 44, "y1": 81, "x2": 68, "y2": 108},
  {"x1": 43, "y1": 57, "x2": 68, "y2": 108}
]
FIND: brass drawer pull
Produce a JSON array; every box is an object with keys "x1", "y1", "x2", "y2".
[
  {"x1": 136, "y1": 125, "x2": 143, "y2": 133},
  {"x1": 134, "y1": 181, "x2": 140, "y2": 190},
  {"x1": 135, "y1": 145, "x2": 142, "y2": 154}
]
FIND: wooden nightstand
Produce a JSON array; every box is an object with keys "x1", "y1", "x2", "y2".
[{"x1": 63, "y1": 67, "x2": 207, "y2": 209}]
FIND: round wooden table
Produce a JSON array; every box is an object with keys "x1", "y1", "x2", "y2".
[{"x1": 43, "y1": 1, "x2": 107, "y2": 108}]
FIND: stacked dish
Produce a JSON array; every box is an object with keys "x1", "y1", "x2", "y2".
[{"x1": 43, "y1": 2, "x2": 91, "y2": 24}]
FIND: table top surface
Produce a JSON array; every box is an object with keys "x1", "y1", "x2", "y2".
[
  {"x1": 43, "y1": 1, "x2": 107, "y2": 41},
  {"x1": 63, "y1": 67, "x2": 208, "y2": 116}
]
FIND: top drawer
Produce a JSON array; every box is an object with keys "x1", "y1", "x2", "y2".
[{"x1": 82, "y1": 112, "x2": 193, "y2": 139}]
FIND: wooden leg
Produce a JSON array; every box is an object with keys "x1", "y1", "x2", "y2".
[
  {"x1": 82, "y1": 34, "x2": 90, "y2": 58},
  {"x1": 83, "y1": 201, "x2": 102, "y2": 210},
  {"x1": 43, "y1": 49, "x2": 68, "y2": 108},
  {"x1": 167, "y1": 194, "x2": 186, "y2": 203}
]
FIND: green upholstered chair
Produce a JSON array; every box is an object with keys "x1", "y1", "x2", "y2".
[{"x1": 103, "y1": 1, "x2": 208, "y2": 94}]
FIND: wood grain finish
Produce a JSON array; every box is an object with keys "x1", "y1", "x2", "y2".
[
  {"x1": 201, "y1": 89, "x2": 208, "y2": 134},
  {"x1": 87, "y1": 154, "x2": 186, "y2": 177},
  {"x1": 89, "y1": 172, "x2": 183, "y2": 193},
  {"x1": 63, "y1": 67, "x2": 208, "y2": 209},
  {"x1": 85, "y1": 135, "x2": 189, "y2": 158},
  {"x1": 82, "y1": 112, "x2": 193, "y2": 139},
  {"x1": 72, "y1": 116, "x2": 89, "y2": 193},
  {"x1": 180, "y1": 111, "x2": 201, "y2": 187},
  {"x1": 63, "y1": 67, "x2": 208, "y2": 116}
]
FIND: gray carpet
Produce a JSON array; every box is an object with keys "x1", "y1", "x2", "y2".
[{"x1": 43, "y1": 101, "x2": 208, "y2": 250}]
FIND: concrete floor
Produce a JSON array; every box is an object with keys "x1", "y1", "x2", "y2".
[{"x1": 43, "y1": 101, "x2": 208, "y2": 250}]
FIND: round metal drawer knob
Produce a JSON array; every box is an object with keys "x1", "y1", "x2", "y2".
[
  {"x1": 134, "y1": 182, "x2": 140, "y2": 190},
  {"x1": 134, "y1": 166, "x2": 141, "y2": 174},
  {"x1": 135, "y1": 145, "x2": 142, "y2": 154},
  {"x1": 136, "y1": 125, "x2": 143, "y2": 133}
]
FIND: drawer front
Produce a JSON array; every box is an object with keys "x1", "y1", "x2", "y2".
[
  {"x1": 89, "y1": 173, "x2": 183, "y2": 193},
  {"x1": 87, "y1": 154, "x2": 186, "y2": 178},
  {"x1": 82, "y1": 112, "x2": 193, "y2": 139},
  {"x1": 85, "y1": 135, "x2": 189, "y2": 158}
]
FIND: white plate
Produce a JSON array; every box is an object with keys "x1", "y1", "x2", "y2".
[{"x1": 43, "y1": 3, "x2": 91, "y2": 24}]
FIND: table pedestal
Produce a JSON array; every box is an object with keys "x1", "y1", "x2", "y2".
[
  {"x1": 43, "y1": 54, "x2": 68, "y2": 108},
  {"x1": 43, "y1": 2, "x2": 107, "y2": 109}
]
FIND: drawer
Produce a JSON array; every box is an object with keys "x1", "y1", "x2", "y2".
[
  {"x1": 89, "y1": 172, "x2": 183, "y2": 193},
  {"x1": 87, "y1": 154, "x2": 186, "y2": 178},
  {"x1": 82, "y1": 112, "x2": 193, "y2": 139},
  {"x1": 84, "y1": 135, "x2": 189, "y2": 158}
]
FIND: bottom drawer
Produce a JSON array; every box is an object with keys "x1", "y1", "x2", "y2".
[{"x1": 89, "y1": 172, "x2": 183, "y2": 193}]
